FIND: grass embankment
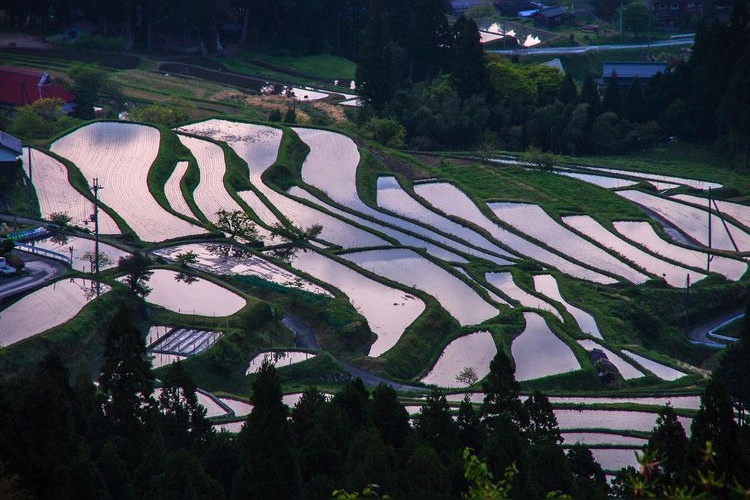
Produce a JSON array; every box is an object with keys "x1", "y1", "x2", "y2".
[{"x1": 223, "y1": 51, "x2": 356, "y2": 82}]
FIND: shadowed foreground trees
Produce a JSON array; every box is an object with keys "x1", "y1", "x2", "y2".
[{"x1": 1, "y1": 306, "x2": 750, "y2": 498}]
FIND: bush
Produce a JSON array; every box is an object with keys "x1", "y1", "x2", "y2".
[{"x1": 364, "y1": 117, "x2": 406, "y2": 148}]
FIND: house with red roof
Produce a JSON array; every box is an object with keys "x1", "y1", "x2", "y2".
[{"x1": 0, "y1": 66, "x2": 76, "y2": 113}]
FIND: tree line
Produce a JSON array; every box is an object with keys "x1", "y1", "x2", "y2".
[
  {"x1": 357, "y1": 1, "x2": 750, "y2": 164},
  {"x1": 1, "y1": 299, "x2": 750, "y2": 499}
]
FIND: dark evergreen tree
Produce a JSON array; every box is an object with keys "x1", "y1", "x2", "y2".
[
  {"x1": 332, "y1": 378, "x2": 370, "y2": 432},
  {"x1": 580, "y1": 74, "x2": 602, "y2": 114},
  {"x1": 405, "y1": 0, "x2": 452, "y2": 81},
  {"x1": 645, "y1": 404, "x2": 689, "y2": 486},
  {"x1": 233, "y1": 360, "x2": 300, "y2": 499},
  {"x1": 456, "y1": 395, "x2": 484, "y2": 452},
  {"x1": 523, "y1": 391, "x2": 562, "y2": 446},
  {"x1": 99, "y1": 303, "x2": 155, "y2": 438},
  {"x1": 623, "y1": 76, "x2": 647, "y2": 123},
  {"x1": 356, "y1": 0, "x2": 397, "y2": 110},
  {"x1": 451, "y1": 15, "x2": 491, "y2": 100},
  {"x1": 558, "y1": 73, "x2": 578, "y2": 105},
  {"x1": 402, "y1": 446, "x2": 451, "y2": 498},
  {"x1": 343, "y1": 428, "x2": 397, "y2": 495},
  {"x1": 719, "y1": 44, "x2": 750, "y2": 165},
  {"x1": 369, "y1": 384, "x2": 410, "y2": 448},
  {"x1": 602, "y1": 72, "x2": 624, "y2": 118},
  {"x1": 291, "y1": 386, "x2": 328, "y2": 444},
  {"x1": 118, "y1": 253, "x2": 154, "y2": 297},
  {"x1": 157, "y1": 361, "x2": 211, "y2": 449},
  {"x1": 567, "y1": 444, "x2": 609, "y2": 498},
  {"x1": 482, "y1": 349, "x2": 525, "y2": 428},
  {"x1": 691, "y1": 377, "x2": 748, "y2": 482}
]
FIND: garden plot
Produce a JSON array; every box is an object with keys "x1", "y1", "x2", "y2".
[
  {"x1": 51, "y1": 122, "x2": 206, "y2": 242},
  {"x1": 0, "y1": 278, "x2": 108, "y2": 347},
  {"x1": 288, "y1": 250, "x2": 425, "y2": 357},
  {"x1": 342, "y1": 248, "x2": 498, "y2": 326},
  {"x1": 554, "y1": 171, "x2": 639, "y2": 190},
  {"x1": 621, "y1": 350, "x2": 687, "y2": 381},
  {"x1": 164, "y1": 161, "x2": 197, "y2": 219},
  {"x1": 149, "y1": 328, "x2": 222, "y2": 356},
  {"x1": 376, "y1": 176, "x2": 515, "y2": 265},
  {"x1": 154, "y1": 243, "x2": 330, "y2": 295},
  {"x1": 289, "y1": 187, "x2": 465, "y2": 262},
  {"x1": 177, "y1": 120, "x2": 284, "y2": 226},
  {"x1": 613, "y1": 221, "x2": 747, "y2": 281},
  {"x1": 414, "y1": 183, "x2": 616, "y2": 284},
  {"x1": 294, "y1": 129, "x2": 485, "y2": 262},
  {"x1": 617, "y1": 190, "x2": 750, "y2": 251},
  {"x1": 590, "y1": 449, "x2": 641, "y2": 473},
  {"x1": 562, "y1": 432, "x2": 647, "y2": 446},
  {"x1": 31, "y1": 236, "x2": 129, "y2": 272},
  {"x1": 489, "y1": 203, "x2": 647, "y2": 284},
  {"x1": 577, "y1": 340, "x2": 644, "y2": 380},
  {"x1": 485, "y1": 272, "x2": 562, "y2": 320},
  {"x1": 576, "y1": 166, "x2": 722, "y2": 191},
  {"x1": 511, "y1": 312, "x2": 581, "y2": 381},
  {"x1": 673, "y1": 194, "x2": 750, "y2": 230},
  {"x1": 563, "y1": 215, "x2": 705, "y2": 287},
  {"x1": 534, "y1": 275, "x2": 601, "y2": 338},
  {"x1": 554, "y1": 408, "x2": 692, "y2": 433},
  {"x1": 420, "y1": 330, "x2": 497, "y2": 388},
  {"x1": 22, "y1": 148, "x2": 121, "y2": 234},
  {"x1": 246, "y1": 350, "x2": 316, "y2": 375},
  {"x1": 144, "y1": 269, "x2": 246, "y2": 316}
]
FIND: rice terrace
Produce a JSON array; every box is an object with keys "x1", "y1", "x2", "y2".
[{"x1": 2, "y1": 3, "x2": 750, "y2": 497}]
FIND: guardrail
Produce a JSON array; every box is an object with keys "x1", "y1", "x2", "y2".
[{"x1": 14, "y1": 242, "x2": 73, "y2": 266}]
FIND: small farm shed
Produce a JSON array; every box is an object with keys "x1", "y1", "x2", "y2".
[{"x1": 0, "y1": 66, "x2": 76, "y2": 113}]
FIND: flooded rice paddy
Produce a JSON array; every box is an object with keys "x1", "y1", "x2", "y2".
[
  {"x1": 485, "y1": 272, "x2": 562, "y2": 320},
  {"x1": 420, "y1": 330, "x2": 497, "y2": 388},
  {"x1": 342, "y1": 248, "x2": 498, "y2": 326},
  {"x1": 563, "y1": 215, "x2": 705, "y2": 287},
  {"x1": 620, "y1": 350, "x2": 687, "y2": 381},
  {"x1": 246, "y1": 350, "x2": 316, "y2": 375},
  {"x1": 511, "y1": 312, "x2": 581, "y2": 381},
  {"x1": 533, "y1": 274, "x2": 601, "y2": 338},
  {"x1": 577, "y1": 166, "x2": 722, "y2": 191},
  {"x1": 23, "y1": 148, "x2": 121, "y2": 234},
  {"x1": 144, "y1": 269, "x2": 246, "y2": 316},
  {"x1": 154, "y1": 243, "x2": 330, "y2": 295},
  {"x1": 561, "y1": 432, "x2": 647, "y2": 446},
  {"x1": 414, "y1": 183, "x2": 616, "y2": 284},
  {"x1": 613, "y1": 221, "x2": 747, "y2": 281},
  {"x1": 673, "y1": 193, "x2": 750, "y2": 230},
  {"x1": 0, "y1": 278, "x2": 107, "y2": 346},
  {"x1": 489, "y1": 202, "x2": 647, "y2": 284},
  {"x1": 31, "y1": 235, "x2": 129, "y2": 272},
  {"x1": 617, "y1": 190, "x2": 750, "y2": 251},
  {"x1": 51, "y1": 122, "x2": 205, "y2": 241},
  {"x1": 554, "y1": 408, "x2": 692, "y2": 433},
  {"x1": 288, "y1": 250, "x2": 425, "y2": 357},
  {"x1": 554, "y1": 171, "x2": 639, "y2": 189},
  {"x1": 577, "y1": 340, "x2": 644, "y2": 380},
  {"x1": 164, "y1": 160, "x2": 197, "y2": 219}
]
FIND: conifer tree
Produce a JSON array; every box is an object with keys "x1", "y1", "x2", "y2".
[
  {"x1": 482, "y1": 349, "x2": 525, "y2": 428},
  {"x1": 451, "y1": 15, "x2": 491, "y2": 100},
  {"x1": 356, "y1": 0, "x2": 397, "y2": 110},
  {"x1": 645, "y1": 404, "x2": 689, "y2": 486},
  {"x1": 602, "y1": 72, "x2": 623, "y2": 118},
  {"x1": 580, "y1": 74, "x2": 601, "y2": 114},
  {"x1": 558, "y1": 73, "x2": 578, "y2": 105}
]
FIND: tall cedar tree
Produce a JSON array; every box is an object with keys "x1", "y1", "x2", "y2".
[
  {"x1": 602, "y1": 72, "x2": 624, "y2": 118},
  {"x1": 567, "y1": 444, "x2": 609, "y2": 498},
  {"x1": 558, "y1": 73, "x2": 578, "y2": 105},
  {"x1": 690, "y1": 377, "x2": 748, "y2": 483},
  {"x1": 645, "y1": 404, "x2": 689, "y2": 486},
  {"x1": 580, "y1": 74, "x2": 602, "y2": 114},
  {"x1": 98, "y1": 303, "x2": 155, "y2": 438},
  {"x1": 406, "y1": 0, "x2": 453, "y2": 81},
  {"x1": 719, "y1": 44, "x2": 750, "y2": 165},
  {"x1": 233, "y1": 360, "x2": 301, "y2": 499},
  {"x1": 623, "y1": 76, "x2": 647, "y2": 123},
  {"x1": 369, "y1": 384, "x2": 410, "y2": 448},
  {"x1": 716, "y1": 300, "x2": 750, "y2": 421},
  {"x1": 451, "y1": 15, "x2": 491, "y2": 99},
  {"x1": 356, "y1": 0, "x2": 397, "y2": 110},
  {"x1": 482, "y1": 349, "x2": 525, "y2": 428}
]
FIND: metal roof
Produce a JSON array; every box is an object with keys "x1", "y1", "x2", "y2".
[
  {"x1": 0, "y1": 131, "x2": 22, "y2": 155},
  {"x1": 602, "y1": 61, "x2": 669, "y2": 79}
]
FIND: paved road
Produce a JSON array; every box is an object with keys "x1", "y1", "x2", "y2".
[
  {"x1": 688, "y1": 307, "x2": 744, "y2": 347},
  {"x1": 283, "y1": 314, "x2": 320, "y2": 350},
  {"x1": 0, "y1": 254, "x2": 67, "y2": 304},
  {"x1": 488, "y1": 38, "x2": 693, "y2": 56}
]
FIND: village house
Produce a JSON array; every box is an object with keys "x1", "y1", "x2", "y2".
[{"x1": 0, "y1": 66, "x2": 76, "y2": 113}]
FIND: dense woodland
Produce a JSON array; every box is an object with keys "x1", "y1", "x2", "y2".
[
  {"x1": 4, "y1": 1, "x2": 750, "y2": 162},
  {"x1": 0, "y1": 298, "x2": 749, "y2": 499}
]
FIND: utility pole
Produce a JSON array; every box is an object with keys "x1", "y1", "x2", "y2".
[
  {"x1": 684, "y1": 273, "x2": 690, "y2": 334},
  {"x1": 91, "y1": 178, "x2": 103, "y2": 297}
]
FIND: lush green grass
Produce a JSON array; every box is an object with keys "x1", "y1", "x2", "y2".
[
  {"x1": 225, "y1": 50, "x2": 356, "y2": 80},
  {"x1": 427, "y1": 157, "x2": 646, "y2": 222},
  {"x1": 262, "y1": 127, "x2": 310, "y2": 191}
]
